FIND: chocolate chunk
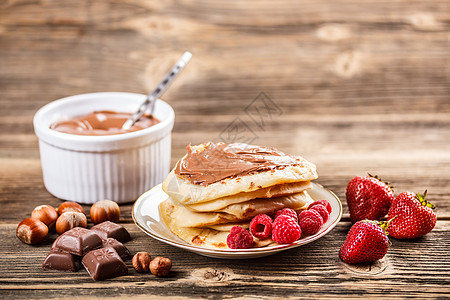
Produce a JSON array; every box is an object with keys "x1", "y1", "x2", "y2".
[
  {"x1": 43, "y1": 249, "x2": 81, "y2": 272},
  {"x1": 52, "y1": 227, "x2": 102, "y2": 256},
  {"x1": 102, "y1": 238, "x2": 131, "y2": 260},
  {"x1": 91, "y1": 221, "x2": 131, "y2": 243},
  {"x1": 82, "y1": 247, "x2": 128, "y2": 281}
]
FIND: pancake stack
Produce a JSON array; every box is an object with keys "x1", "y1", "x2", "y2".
[{"x1": 159, "y1": 142, "x2": 318, "y2": 249}]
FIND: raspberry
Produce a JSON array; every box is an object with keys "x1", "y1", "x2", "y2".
[
  {"x1": 226, "y1": 226, "x2": 254, "y2": 249},
  {"x1": 272, "y1": 215, "x2": 302, "y2": 244},
  {"x1": 298, "y1": 210, "x2": 323, "y2": 235},
  {"x1": 250, "y1": 214, "x2": 273, "y2": 239},
  {"x1": 308, "y1": 200, "x2": 332, "y2": 214},
  {"x1": 309, "y1": 204, "x2": 330, "y2": 223},
  {"x1": 274, "y1": 208, "x2": 298, "y2": 222}
]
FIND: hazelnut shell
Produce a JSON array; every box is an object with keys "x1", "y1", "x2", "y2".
[
  {"x1": 150, "y1": 257, "x2": 172, "y2": 277},
  {"x1": 132, "y1": 252, "x2": 151, "y2": 273},
  {"x1": 16, "y1": 218, "x2": 48, "y2": 244},
  {"x1": 57, "y1": 201, "x2": 85, "y2": 215},
  {"x1": 31, "y1": 205, "x2": 58, "y2": 229},
  {"x1": 56, "y1": 211, "x2": 87, "y2": 235},
  {"x1": 90, "y1": 200, "x2": 120, "y2": 224}
]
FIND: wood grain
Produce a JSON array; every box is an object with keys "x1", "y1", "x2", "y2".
[
  {"x1": 0, "y1": 222, "x2": 449, "y2": 299},
  {"x1": 0, "y1": 0, "x2": 449, "y2": 298}
]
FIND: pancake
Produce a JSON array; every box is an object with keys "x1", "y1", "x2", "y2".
[
  {"x1": 160, "y1": 191, "x2": 313, "y2": 228},
  {"x1": 162, "y1": 143, "x2": 318, "y2": 205},
  {"x1": 185, "y1": 181, "x2": 312, "y2": 212},
  {"x1": 161, "y1": 197, "x2": 240, "y2": 228},
  {"x1": 158, "y1": 142, "x2": 319, "y2": 249},
  {"x1": 220, "y1": 191, "x2": 312, "y2": 218},
  {"x1": 204, "y1": 222, "x2": 249, "y2": 231},
  {"x1": 159, "y1": 199, "x2": 276, "y2": 249}
]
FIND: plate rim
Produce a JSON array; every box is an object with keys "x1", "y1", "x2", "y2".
[{"x1": 132, "y1": 182, "x2": 342, "y2": 255}]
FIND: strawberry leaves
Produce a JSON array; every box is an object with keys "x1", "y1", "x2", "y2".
[
  {"x1": 368, "y1": 173, "x2": 394, "y2": 192},
  {"x1": 417, "y1": 190, "x2": 435, "y2": 209},
  {"x1": 387, "y1": 191, "x2": 437, "y2": 239}
]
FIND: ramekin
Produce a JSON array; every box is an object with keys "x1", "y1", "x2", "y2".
[{"x1": 33, "y1": 92, "x2": 174, "y2": 204}]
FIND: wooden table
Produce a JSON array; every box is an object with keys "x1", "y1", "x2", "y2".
[{"x1": 1, "y1": 0, "x2": 449, "y2": 298}]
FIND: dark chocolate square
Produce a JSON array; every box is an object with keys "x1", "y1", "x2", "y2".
[
  {"x1": 102, "y1": 238, "x2": 131, "y2": 260},
  {"x1": 43, "y1": 249, "x2": 81, "y2": 272},
  {"x1": 52, "y1": 227, "x2": 102, "y2": 256},
  {"x1": 91, "y1": 221, "x2": 131, "y2": 243},
  {"x1": 82, "y1": 247, "x2": 128, "y2": 281}
]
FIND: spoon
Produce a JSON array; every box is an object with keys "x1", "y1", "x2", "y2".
[{"x1": 122, "y1": 51, "x2": 192, "y2": 130}]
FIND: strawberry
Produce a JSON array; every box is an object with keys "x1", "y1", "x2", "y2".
[
  {"x1": 339, "y1": 219, "x2": 391, "y2": 264},
  {"x1": 387, "y1": 190, "x2": 437, "y2": 239},
  {"x1": 346, "y1": 174, "x2": 394, "y2": 223}
]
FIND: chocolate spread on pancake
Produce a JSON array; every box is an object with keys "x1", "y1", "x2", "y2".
[
  {"x1": 50, "y1": 111, "x2": 159, "y2": 136},
  {"x1": 175, "y1": 142, "x2": 301, "y2": 186}
]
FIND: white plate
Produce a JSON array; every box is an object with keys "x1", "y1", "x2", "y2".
[{"x1": 132, "y1": 183, "x2": 342, "y2": 259}]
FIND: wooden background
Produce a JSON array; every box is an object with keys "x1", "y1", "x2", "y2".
[{"x1": 1, "y1": 0, "x2": 449, "y2": 298}]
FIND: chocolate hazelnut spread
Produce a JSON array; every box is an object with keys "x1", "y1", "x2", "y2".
[
  {"x1": 50, "y1": 111, "x2": 159, "y2": 136},
  {"x1": 174, "y1": 142, "x2": 301, "y2": 186}
]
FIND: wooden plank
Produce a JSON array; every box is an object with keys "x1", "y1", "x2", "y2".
[
  {"x1": 0, "y1": 0, "x2": 449, "y2": 298},
  {"x1": 1, "y1": 122, "x2": 449, "y2": 221},
  {"x1": 1, "y1": 1, "x2": 450, "y2": 118},
  {"x1": 0, "y1": 221, "x2": 449, "y2": 298},
  {"x1": 0, "y1": 153, "x2": 449, "y2": 222}
]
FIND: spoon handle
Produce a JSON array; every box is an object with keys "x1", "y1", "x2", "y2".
[{"x1": 122, "y1": 51, "x2": 192, "y2": 130}]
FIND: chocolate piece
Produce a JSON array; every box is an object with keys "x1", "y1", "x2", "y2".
[
  {"x1": 102, "y1": 238, "x2": 131, "y2": 260},
  {"x1": 174, "y1": 142, "x2": 302, "y2": 186},
  {"x1": 52, "y1": 227, "x2": 102, "y2": 256},
  {"x1": 91, "y1": 221, "x2": 131, "y2": 243},
  {"x1": 51, "y1": 236, "x2": 58, "y2": 249},
  {"x1": 43, "y1": 249, "x2": 81, "y2": 272},
  {"x1": 82, "y1": 247, "x2": 128, "y2": 281},
  {"x1": 50, "y1": 111, "x2": 159, "y2": 136}
]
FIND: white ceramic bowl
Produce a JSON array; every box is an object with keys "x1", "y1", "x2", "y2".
[{"x1": 33, "y1": 92, "x2": 174, "y2": 204}]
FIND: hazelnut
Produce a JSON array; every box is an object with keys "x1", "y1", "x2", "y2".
[
  {"x1": 132, "y1": 252, "x2": 151, "y2": 273},
  {"x1": 90, "y1": 199, "x2": 120, "y2": 224},
  {"x1": 31, "y1": 205, "x2": 58, "y2": 229},
  {"x1": 57, "y1": 201, "x2": 85, "y2": 215},
  {"x1": 16, "y1": 218, "x2": 48, "y2": 244},
  {"x1": 56, "y1": 211, "x2": 87, "y2": 235},
  {"x1": 150, "y1": 257, "x2": 172, "y2": 277}
]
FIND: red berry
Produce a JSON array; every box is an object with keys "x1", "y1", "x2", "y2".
[
  {"x1": 387, "y1": 191, "x2": 437, "y2": 239},
  {"x1": 298, "y1": 210, "x2": 323, "y2": 235},
  {"x1": 250, "y1": 214, "x2": 273, "y2": 239},
  {"x1": 272, "y1": 215, "x2": 302, "y2": 244},
  {"x1": 346, "y1": 175, "x2": 394, "y2": 223},
  {"x1": 339, "y1": 220, "x2": 390, "y2": 264},
  {"x1": 309, "y1": 204, "x2": 330, "y2": 223},
  {"x1": 308, "y1": 200, "x2": 332, "y2": 214},
  {"x1": 226, "y1": 226, "x2": 254, "y2": 249},
  {"x1": 274, "y1": 208, "x2": 298, "y2": 222}
]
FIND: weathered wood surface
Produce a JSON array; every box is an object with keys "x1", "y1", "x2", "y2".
[
  {"x1": 1, "y1": 0, "x2": 449, "y2": 299},
  {"x1": 0, "y1": 222, "x2": 449, "y2": 299}
]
